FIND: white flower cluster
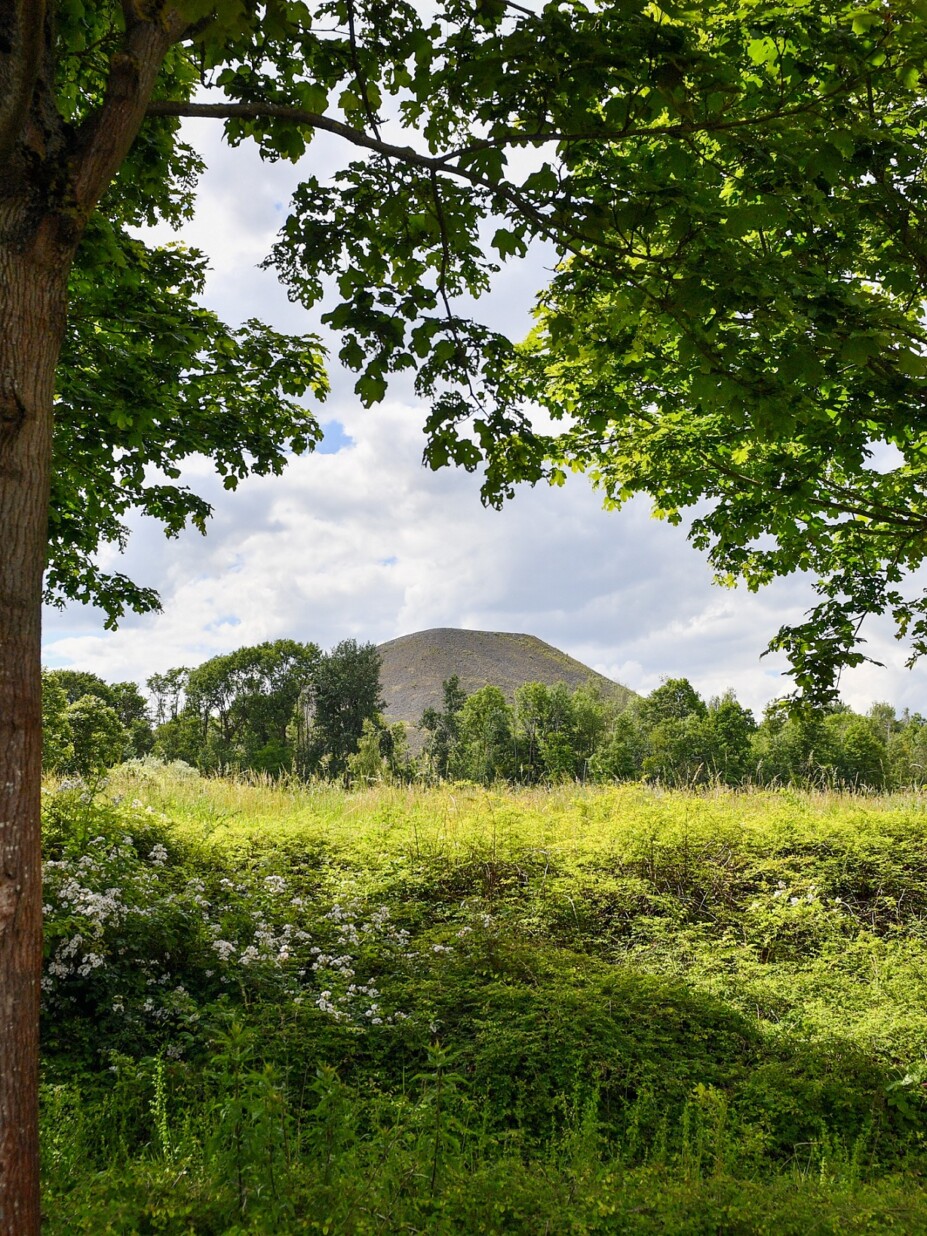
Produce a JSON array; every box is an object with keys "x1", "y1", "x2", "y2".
[
  {"x1": 769, "y1": 881, "x2": 821, "y2": 905},
  {"x1": 40, "y1": 805, "x2": 419, "y2": 1037},
  {"x1": 42, "y1": 834, "x2": 204, "y2": 1022},
  {"x1": 295, "y1": 900, "x2": 415, "y2": 1024},
  {"x1": 52, "y1": 876, "x2": 127, "y2": 925},
  {"x1": 746, "y1": 880, "x2": 838, "y2": 918}
]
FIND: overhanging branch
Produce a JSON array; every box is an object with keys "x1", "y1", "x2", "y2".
[
  {"x1": 146, "y1": 99, "x2": 480, "y2": 173},
  {"x1": 147, "y1": 90, "x2": 852, "y2": 171},
  {"x1": 144, "y1": 98, "x2": 579, "y2": 255}
]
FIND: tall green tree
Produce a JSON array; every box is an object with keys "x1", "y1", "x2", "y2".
[
  {"x1": 44, "y1": 669, "x2": 152, "y2": 755},
  {"x1": 455, "y1": 685, "x2": 515, "y2": 784},
  {"x1": 298, "y1": 640, "x2": 384, "y2": 779},
  {"x1": 569, "y1": 685, "x2": 613, "y2": 778},
  {"x1": 639, "y1": 678, "x2": 708, "y2": 729},
  {"x1": 825, "y1": 712, "x2": 889, "y2": 789},
  {"x1": 62, "y1": 695, "x2": 129, "y2": 779},
  {"x1": 750, "y1": 706, "x2": 840, "y2": 787},
  {"x1": 706, "y1": 692, "x2": 757, "y2": 784},
  {"x1": 147, "y1": 667, "x2": 190, "y2": 726},
  {"x1": 513, "y1": 681, "x2": 582, "y2": 783},
  {"x1": 420, "y1": 675, "x2": 468, "y2": 781},
  {"x1": 642, "y1": 714, "x2": 717, "y2": 786},
  {"x1": 515, "y1": 7, "x2": 927, "y2": 706},
  {"x1": 4, "y1": 1, "x2": 927, "y2": 1221},
  {"x1": 174, "y1": 640, "x2": 318, "y2": 772},
  {"x1": 589, "y1": 711, "x2": 647, "y2": 783}
]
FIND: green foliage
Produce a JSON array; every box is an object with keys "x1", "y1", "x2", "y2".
[
  {"x1": 709, "y1": 691, "x2": 758, "y2": 784},
  {"x1": 39, "y1": 773, "x2": 927, "y2": 1230},
  {"x1": 147, "y1": 668, "x2": 189, "y2": 727},
  {"x1": 52, "y1": 160, "x2": 327, "y2": 625},
  {"x1": 63, "y1": 696, "x2": 129, "y2": 779},
  {"x1": 180, "y1": 639, "x2": 319, "y2": 774},
  {"x1": 514, "y1": 681, "x2": 580, "y2": 783},
  {"x1": 493, "y1": 3, "x2": 927, "y2": 702},
  {"x1": 420, "y1": 675, "x2": 468, "y2": 781},
  {"x1": 827, "y1": 713, "x2": 889, "y2": 791},
  {"x1": 41, "y1": 672, "x2": 74, "y2": 774},
  {"x1": 45, "y1": 669, "x2": 114, "y2": 707},
  {"x1": 643, "y1": 713, "x2": 718, "y2": 787},
  {"x1": 750, "y1": 710, "x2": 837, "y2": 789},
  {"x1": 588, "y1": 711, "x2": 646, "y2": 783},
  {"x1": 150, "y1": 711, "x2": 203, "y2": 767},
  {"x1": 44, "y1": 649, "x2": 927, "y2": 793},
  {"x1": 39, "y1": 0, "x2": 927, "y2": 698},
  {"x1": 639, "y1": 678, "x2": 708, "y2": 728},
  {"x1": 454, "y1": 685, "x2": 515, "y2": 784},
  {"x1": 297, "y1": 640, "x2": 384, "y2": 779},
  {"x1": 47, "y1": 638, "x2": 393, "y2": 785},
  {"x1": 347, "y1": 715, "x2": 410, "y2": 785},
  {"x1": 45, "y1": 669, "x2": 152, "y2": 759}
]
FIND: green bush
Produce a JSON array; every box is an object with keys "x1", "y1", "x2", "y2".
[{"x1": 39, "y1": 778, "x2": 927, "y2": 1230}]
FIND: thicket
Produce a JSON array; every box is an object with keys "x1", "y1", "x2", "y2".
[
  {"x1": 41, "y1": 769, "x2": 927, "y2": 1231},
  {"x1": 44, "y1": 640, "x2": 927, "y2": 792}
]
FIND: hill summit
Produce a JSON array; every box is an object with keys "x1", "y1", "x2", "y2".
[{"x1": 377, "y1": 628, "x2": 636, "y2": 727}]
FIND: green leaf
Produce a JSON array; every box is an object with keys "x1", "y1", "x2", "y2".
[
  {"x1": 491, "y1": 228, "x2": 527, "y2": 258},
  {"x1": 356, "y1": 374, "x2": 387, "y2": 406}
]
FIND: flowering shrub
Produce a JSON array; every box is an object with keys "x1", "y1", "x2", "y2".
[
  {"x1": 38, "y1": 777, "x2": 927, "y2": 1234},
  {"x1": 40, "y1": 785, "x2": 418, "y2": 1064}
]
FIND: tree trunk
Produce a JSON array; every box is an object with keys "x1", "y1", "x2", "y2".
[{"x1": 0, "y1": 228, "x2": 68, "y2": 1235}]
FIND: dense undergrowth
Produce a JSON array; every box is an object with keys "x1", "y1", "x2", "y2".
[{"x1": 41, "y1": 763, "x2": 927, "y2": 1232}]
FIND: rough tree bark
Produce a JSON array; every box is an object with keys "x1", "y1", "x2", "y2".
[
  {"x1": 0, "y1": 7, "x2": 180, "y2": 1229},
  {"x1": 0, "y1": 229, "x2": 67, "y2": 1236}
]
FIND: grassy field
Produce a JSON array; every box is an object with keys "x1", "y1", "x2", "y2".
[{"x1": 40, "y1": 765, "x2": 927, "y2": 1232}]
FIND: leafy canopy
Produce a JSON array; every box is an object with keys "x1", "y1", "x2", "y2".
[{"x1": 48, "y1": 0, "x2": 927, "y2": 700}]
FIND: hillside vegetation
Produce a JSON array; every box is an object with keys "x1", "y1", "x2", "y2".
[
  {"x1": 43, "y1": 643, "x2": 927, "y2": 792},
  {"x1": 42, "y1": 768, "x2": 927, "y2": 1232}
]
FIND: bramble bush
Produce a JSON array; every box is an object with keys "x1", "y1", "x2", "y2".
[{"x1": 40, "y1": 768, "x2": 927, "y2": 1232}]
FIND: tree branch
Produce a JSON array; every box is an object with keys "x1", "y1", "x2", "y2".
[
  {"x1": 145, "y1": 98, "x2": 586, "y2": 253},
  {"x1": 346, "y1": 0, "x2": 381, "y2": 141},
  {"x1": 143, "y1": 99, "x2": 658, "y2": 271},
  {"x1": 71, "y1": 11, "x2": 188, "y2": 219},
  {"x1": 146, "y1": 98, "x2": 912, "y2": 474},
  {"x1": 146, "y1": 98, "x2": 474, "y2": 171},
  {"x1": 147, "y1": 89, "x2": 850, "y2": 174},
  {"x1": 0, "y1": 0, "x2": 47, "y2": 169}
]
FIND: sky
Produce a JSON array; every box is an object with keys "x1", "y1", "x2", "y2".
[{"x1": 41, "y1": 117, "x2": 927, "y2": 719}]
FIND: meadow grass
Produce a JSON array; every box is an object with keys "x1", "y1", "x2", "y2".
[{"x1": 40, "y1": 768, "x2": 927, "y2": 1232}]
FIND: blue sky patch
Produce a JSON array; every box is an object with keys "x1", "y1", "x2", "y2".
[{"x1": 316, "y1": 420, "x2": 354, "y2": 454}]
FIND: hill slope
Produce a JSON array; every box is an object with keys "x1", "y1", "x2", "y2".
[{"x1": 377, "y1": 628, "x2": 636, "y2": 726}]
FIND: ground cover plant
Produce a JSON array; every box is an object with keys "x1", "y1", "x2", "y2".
[{"x1": 41, "y1": 762, "x2": 927, "y2": 1232}]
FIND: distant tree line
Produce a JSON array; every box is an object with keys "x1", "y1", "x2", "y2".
[
  {"x1": 42, "y1": 639, "x2": 390, "y2": 782},
  {"x1": 41, "y1": 642, "x2": 927, "y2": 791},
  {"x1": 419, "y1": 676, "x2": 927, "y2": 791}
]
